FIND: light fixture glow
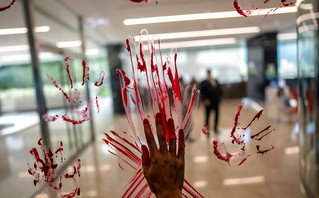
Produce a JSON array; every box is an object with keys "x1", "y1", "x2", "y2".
[
  {"x1": 56, "y1": 40, "x2": 82, "y2": 48},
  {"x1": 151, "y1": 38, "x2": 237, "y2": 50},
  {"x1": 134, "y1": 27, "x2": 260, "y2": 41},
  {"x1": 85, "y1": 48, "x2": 101, "y2": 55},
  {"x1": 124, "y1": 7, "x2": 297, "y2": 25},
  {"x1": 277, "y1": 32, "x2": 297, "y2": 40},
  {"x1": 193, "y1": 155, "x2": 209, "y2": 163},
  {"x1": 0, "y1": 45, "x2": 29, "y2": 53},
  {"x1": 285, "y1": 146, "x2": 299, "y2": 155},
  {"x1": 193, "y1": 180, "x2": 208, "y2": 188},
  {"x1": 0, "y1": 52, "x2": 53, "y2": 62},
  {"x1": 223, "y1": 176, "x2": 265, "y2": 186},
  {"x1": 0, "y1": 26, "x2": 50, "y2": 35}
]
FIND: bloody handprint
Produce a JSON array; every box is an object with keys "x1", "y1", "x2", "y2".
[
  {"x1": 42, "y1": 57, "x2": 105, "y2": 125},
  {"x1": 28, "y1": 138, "x2": 81, "y2": 198},
  {"x1": 203, "y1": 104, "x2": 275, "y2": 166}
]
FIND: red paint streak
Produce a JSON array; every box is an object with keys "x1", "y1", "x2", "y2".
[
  {"x1": 212, "y1": 141, "x2": 233, "y2": 166},
  {"x1": 281, "y1": 0, "x2": 294, "y2": 6},
  {"x1": 28, "y1": 138, "x2": 81, "y2": 197},
  {"x1": 95, "y1": 96, "x2": 100, "y2": 113},
  {"x1": 46, "y1": 74, "x2": 71, "y2": 102},
  {"x1": 94, "y1": 71, "x2": 105, "y2": 86},
  {"x1": 64, "y1": 57, "x2": 73, "y2": 88},
  {"x1": 254, "y1": 129, "x2": 274, "y2": 141},
  {"x1": 230, "y1": 104, "x2": 244, "y2": 144},
  {"x1": 250, "y1": 125, "x2": 272, "y2": 140},
  {"x1": 238, "y1": 154, "x2": 251, "y2": 166},
  {"x1": 81, "y1": 60, "x2": 89, "y2": 85},
  {"x1": 256, "y1": 145, "x2": 275, "y2": 155},
  {"x1": 129, "y1": 0, "x2": 149, "y2": 3},
  {"x1": 242, "y1": 109, "x2": 263, "y2": 130},
  {"x1": 42, "y1": 114, "x2": 58, "y2": 122},
  {"x1": 62, "y1": 106, "x2": 90, "y2": 125},
  {"x1": 0, "y1": 0, "x2": 15, "y2": 11},
  {"x1": 233, "y1": 0, "x2": 247, "y2": 17},
  {"x1": 202, "y1": 125, "x2": 210, "y2": 136},
  {"x1": 110, "y1": 32, "x2": 202, "y2": 197}
]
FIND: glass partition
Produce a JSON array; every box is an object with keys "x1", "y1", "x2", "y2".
[{"x1": 297, "y1": 0, "x2": 319, "y2": 197}]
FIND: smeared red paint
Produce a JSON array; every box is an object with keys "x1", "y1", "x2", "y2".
[
  {"x1": 233, "y1": 0, "x2": 247, "y2": 17},
  {"x1": 105, "y1": 30, "x2": 202, "y2": 197},
  {"x1": 44, "y1": 58, "x2": 104, "y2": 124},
  {"x1": 233, "y1": 0, "x2": 295, "y2": 18},
  {"x1": 94, "y1": 71, "x2": 105, "y2": 86},
  {"x1": 0, "y1": 0, "x2": 15, "y2": 11},
  {"x1": 95, "y1": 96, "x2": 100, "y2": 113},
  {"x1": 64, "y1": 57, "x2": 73, "y2": 88},
  {"x1": 28, "y1": 138, "x2": 81, "y2": 198},
  {"x1": 81, "y1": 60, "x2": 89, "y2": 85},
  {"x1": 230, "y1": 104, "x2": 244, "y2": 145},
  {"x1": 256, "y1": 145, "x2": 275, "y2": 155},
  {"x1": 207, "y1": 104, "x2": 275, "y2": 166},
  {"x1": 242, "y1": 109, "x2": 263, "y2": 130},
  {"x1": 212, "y1": 141, "x2": 233, "y2": 166},
  {"x1": 202, "y1": 125, "x2": 210, "y2": 136},
  {"x1": 129, "y1": 0, "x2": 149, "y2": 3},
  {"x1": 42, "y1": 114, "x2": 58, "y2": 122},
  {"x1": 281, "y1": 0, "x2": 294, "y2": 6},
  {"x1": 238, "y1": 154, "x2": 251, "y2": 166}
]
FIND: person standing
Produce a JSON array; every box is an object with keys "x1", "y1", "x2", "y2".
[{"x1": 200, "y1": 69, "x2": 222, "y2": 133}]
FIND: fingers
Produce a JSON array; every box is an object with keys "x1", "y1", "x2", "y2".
[
  {"x1": 177, "y1": 129, "x2": 185, "y2": 162},
  {"x1": 143, "y1": 119, "x2": 157, "y2": 156},
  {"x1": 168, "y1": 118, "x2": 177, "y2": 156},
  {"x1": 155, "y1": 113, "x2": 168, "y2": 153},
  {"x1": 141, "y1": 144, "x2": 150, "y2": 168}
]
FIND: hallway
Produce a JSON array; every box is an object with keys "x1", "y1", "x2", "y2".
[{"x1": 0, "y1": 98, "x2": 301, "y2": 198}]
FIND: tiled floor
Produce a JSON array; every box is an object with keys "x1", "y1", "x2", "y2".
[{"x1": 0, "y1": 98, "x2": 302, "y2": 198}]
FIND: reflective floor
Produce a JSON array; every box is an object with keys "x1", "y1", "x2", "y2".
[{"x1": 0, "y1": 98, "x2": 302, "y2": 198}]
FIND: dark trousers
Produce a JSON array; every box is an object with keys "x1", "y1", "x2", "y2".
[{"x1": 205, "y1": 104, "x2": 219, "y2": 131}]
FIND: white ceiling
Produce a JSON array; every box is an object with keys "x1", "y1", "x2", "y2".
[
  {"x1": 0, "y1": 0, "x2": 297, "y2": 48},
  {"x1": 60, "y1": 0, "x2": 297, "y2": 43}
]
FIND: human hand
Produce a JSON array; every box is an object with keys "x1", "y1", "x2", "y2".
[{"x1": 141, "y1": 113, "x2": 185, "y2": 198}]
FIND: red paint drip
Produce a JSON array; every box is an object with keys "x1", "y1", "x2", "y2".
[
  {"x1": 64, "y1": 57, "x2": 73, "y2": 88},
  {"x1": 242, "y1": 109, "x2": 263, "y2": 130},
  {"x1": 81, "y1": 60, "x2": 89, "y2": 85},
  {"x1": 0, "y1": 0, "x2": 15, "y2": 11},
  {"x1": 28, "y1": 138, "x2": 81, "y2": 197},
  {"x1": 94, "y1": 71, "x2": 105, "y2": 86},
  {"x1": 250, "y1": 125, "x2": 272, "y2": 140},
  {"x1": 256, "y1": 145, "x2": 275, "y2": 155},
  {"x1": 238, "y1": 154, "x2": 251, "y2": 166},
  {"x1": 46, "y1": 74, "x2": 71, "y2": 102},
  {"x1": 230, "y1": 104, "x2": 244, "y2": 144},
  {"x1": 95, "y1": 96, "x2": 100, "y2": 113}
]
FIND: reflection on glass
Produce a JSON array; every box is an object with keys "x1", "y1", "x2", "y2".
[{"x1": 297, "y1": 0, "x2": 319, "y2": 197}]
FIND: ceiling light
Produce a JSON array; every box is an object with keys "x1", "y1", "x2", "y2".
[
  {"x1": 155, "y1": 38, "x2": 237, "y2": 49},
  {"x1": 56, "y1": 40, "x2": 82, "y2": 48},
  {"x1": 0, "y1": 26, "x2": 50, "y2": 35},
  {"x1": 135, "y1": 27, "x2": 260, "y2": 41},
  {"x1": 124, "y1": 7, "x2": 297, "y2": 25},
  {"x1": 223, "y1": 176, "x2": 265, "y2": 186},
  {"x1": 0, "y1": 52, "x2": 53, "y2": 62},
  {"x1": 0, "y1": 45, "x2": 29, "y2": 52},
  {"x1": 277, "y1": 32, "x2": 297, "y2": 40},
  {"x1": 85, "y1": 48, "x2": 100, "y2": 55}
]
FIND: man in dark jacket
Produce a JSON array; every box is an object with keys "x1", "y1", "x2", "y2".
[{"x1": 200, "y1": 69, "x2": 222, "y2": 133}]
